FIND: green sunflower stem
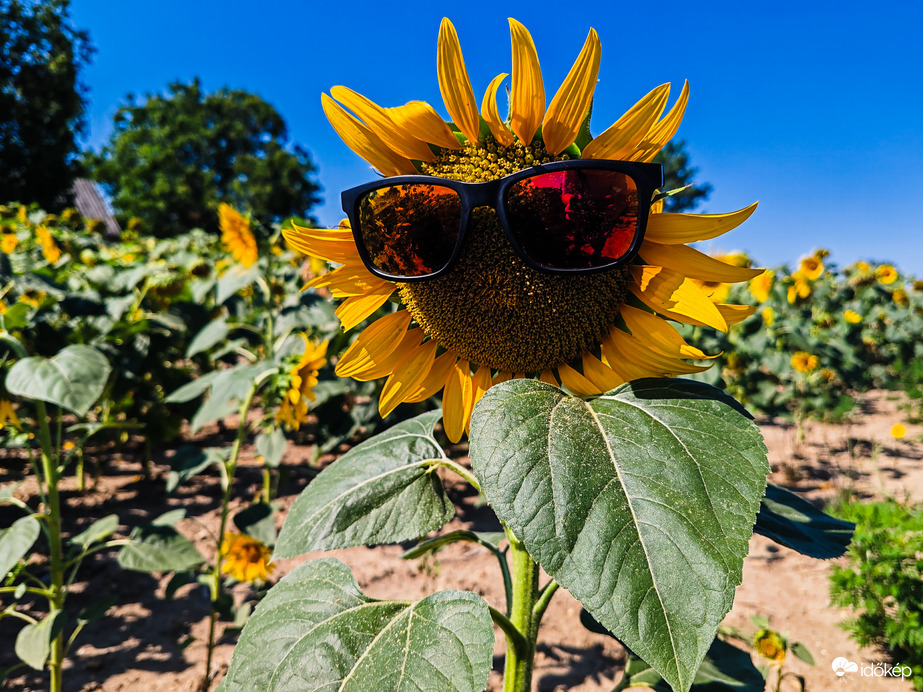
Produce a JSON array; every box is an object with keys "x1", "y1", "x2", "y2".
[
  {"x1": 503, "y1": 529, "x2": 541, "y2": 692},
  {"x1": 34, "y1": 400, "x2": 65, "y2": 692},
  {"x1": 203, "y1": 381, "x2": 259, "y2": 690}
]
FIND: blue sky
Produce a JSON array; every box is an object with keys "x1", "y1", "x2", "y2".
[{"x1": 71, "y1": 1, "x2": 923, "y2": 273}]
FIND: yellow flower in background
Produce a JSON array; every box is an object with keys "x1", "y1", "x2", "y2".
[
  {"x1": 843, "y1": 309, "x2": 862, "y2": 324},
  {"x1": 277, "y1": 335, "x2": 328, "y2": 431},
  {"x1": 791, "y1": 351, "x2": 819, "y2": 374},
  {"x1": 16, "y1": 205, "x2": 28, "y2": 224},
  {"x1": 749, "y1": 269, "x2": 774, "y2": 303},
  {"x1": 876, "y1": 264, "x2": 898, "y2": 285},
  {"x1": 761, "y1": 307, "x2": 775, "y2": 326},
  {"x1": 35, "y1": 225, "x2": 61, "y2": 264},
  {"x1": 786, "y1": 274, "x2": 811, "y2": 303},
  {"x1": 0, "y1": 400, "x2": 21, "y2": 430},
  {"x1": 852, "y1": 261, "x2": 871, "y2": 274},
  {"x1": 798, "y1": 256, "x2": 824, "y2": 281},
  {"x1": 220, "y1": 532, "x2": 274, "y2": 583},
  {"x1": 753, "y1": 629, "x2": 786, "y2": 664},
  {"x1": 891, "y1": 423, "x2": 906, "y2": 439},
  {"x1": 1, "y1": 233, "x2": 17, "y2": 254},
  {"x1": 813, "y1": 248, "x2": 830, "y2": 260},
  {"x1": 19, "y1": 289, "x2": 46, "y2": 308},
  {"x1": 285, "y1": 18, "x2": 761, "y2": 441},
  {"x1": 819, "y1": 368, "x2": 836, "y2": 382},
  {"x1": 219, "y1": 204, "x2": 258, "y2": 267},
  {"x1": 893, "y1": 288, "x2": 909, "y2": 306}
]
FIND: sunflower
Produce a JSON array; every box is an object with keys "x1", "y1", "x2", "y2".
[
  {"x1": 753, "y1": 628, "x2": 786, "y2": 664},
  {"x1": 791, "y1": 351, "x2": 819, "y2": 374},
  {"x1": 284, "y1": 18, "x2": 761, "y2": 442},
  {"x1": 35, "y1": 225, "x2": 61, "y2": 264},
  {"x1": 843, "y1": 309, "x2": 862, "y2": 324},
  {"x1": 876, "y1": 263, "x2": 898, "y2": 285},
  {"x1": 0, "y1": 232, "x2": 17, "y2": 254},
  {"x1": 749, "y1": 269, "x2": 774, "y2": 303},
  {"x1": 220, "y1": 532, "x2": 274, "y2": 583},
  {"x1": 0, "y1": 399, "x2": 20, "y2": 430},
  {"x1": 218, "y1": 203, "x2": 258, "y2": 267},
  {"x1": 276, "y1": 335, "x2": 328, "y2": 431},
  {"x1": 798, "y1": 255, "x2": 824, "y2": 280}
]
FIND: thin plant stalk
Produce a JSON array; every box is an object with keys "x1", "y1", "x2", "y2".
[
  {"x1": 503, "y1": 530, "x2": 540, "y2": 692},
  {"x1": 202, "y1": 382, "x2": 259, "y2": 690}
]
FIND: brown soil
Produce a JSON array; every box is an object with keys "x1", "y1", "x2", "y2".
[{"x1": 1, "y1": 391, "x2": 920, "y2": 692}]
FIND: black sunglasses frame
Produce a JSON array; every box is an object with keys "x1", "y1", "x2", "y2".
[{"x1": 340, "y1": 159, "x2": 664, "y2": 282}]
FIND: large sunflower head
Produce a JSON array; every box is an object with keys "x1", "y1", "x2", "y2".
[{"x1": 284, "y1": 18, "x2": 760, "y2": 442}]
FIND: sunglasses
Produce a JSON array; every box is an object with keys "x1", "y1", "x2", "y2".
[{"x1": 341, "y1": 159, "x2": 664, "y2": 282}]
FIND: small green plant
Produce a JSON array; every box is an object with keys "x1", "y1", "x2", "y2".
[{"x1": 829, "y1": 498, "x2": 923, "y2": 690}]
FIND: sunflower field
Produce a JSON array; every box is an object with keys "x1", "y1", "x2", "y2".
[{"x1": 3, "y1": 16, "x2": 923, "y2": 692}]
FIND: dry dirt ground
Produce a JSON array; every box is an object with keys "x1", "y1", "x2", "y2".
[{"x1": 1, "y1": 391, "x2": 921, "y2": 692}]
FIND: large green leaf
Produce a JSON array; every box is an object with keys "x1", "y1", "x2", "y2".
[
  {"x1": 6, "y1": 345, "x2": 111, "y2": 417},
  {"x1": 216, "y1": 265, "x2": 260, "y2": 304},
  {"x1": 69, "y1": 514, "x2": 119, "y2": 549},
  {"x1": 470, "y1": 379, "x2": 769, "y2": 692},
  {"x1": 754, "y1": 483, "x2": 854, "y2": 558},
  {"x1": 220, "y1": 558, "x2": 493, "y2": 692},
  {"x1": 275, "y1": 411, "x2": 453, "y2": 557},
  {"x1": 15, "y1": 610, "x2": 64, "y2": 670},
  {"x1": 0, "y1": 516, "x2": 40, "y2": 578},
  {"x1": 118, "y1": 525, "x2": 205, "y2": 573},
  {"x1": 186, "y1": 315, "x2": 229, "y2": 358}
]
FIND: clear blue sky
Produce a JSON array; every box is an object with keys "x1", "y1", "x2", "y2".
[{"x1": 71, "y1": 0, "x2": 923, "y2": 274}]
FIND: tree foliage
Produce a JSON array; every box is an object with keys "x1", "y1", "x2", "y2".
[
  {"x1": 86, "y1": 79, "x2": 321, "y2": 237},
  {"x1": 0, "y1": 0, "x2": 93, "y2": 209},
  {"x1": 656, "y1": 139, "x2": 714, "y2": 213}
]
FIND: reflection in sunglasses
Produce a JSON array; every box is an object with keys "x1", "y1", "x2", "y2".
[{"x1": 359, "y1": 185, "x2": 462, "y2": 277}]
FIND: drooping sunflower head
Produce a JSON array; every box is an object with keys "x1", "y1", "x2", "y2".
[
  {"x1": 220, "y1": 532, "x2": 275, "y2": 583},
  {"x1": 219, "y1": 203, "x2": 258, "y2": 268},
  {"x1": 284, "y1": 18, "x2": 760, "y2": 441}
]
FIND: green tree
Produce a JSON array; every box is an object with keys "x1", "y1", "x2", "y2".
[
  {"x1": 656, "y1": 139, "x2": 713, "y2": 212},
  {"x1": 0, "y1": 0, "x2": 93, "y2": 209},
  {"x1": 87, "y1": 79, "x2": 321, "y2": 237}
]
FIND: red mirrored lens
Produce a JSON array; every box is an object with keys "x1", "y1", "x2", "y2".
[
  {"x1": 505, "y1": 169, "x2": 640, "y2": 270},
  {"x1": 357, "y1": 184, "x2": 462, "y2": 277}
]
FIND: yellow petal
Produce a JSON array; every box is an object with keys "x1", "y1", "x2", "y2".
[
  {"x1": 557, "y1": 363, "x2": 599, "y2": 397},
  {"x1": 471, "y1": 364, "x2": 493, "y2": 409},
  {"x1": 581, "y1": 84, "x2": 670, "y2": 160},
  {"x1": 581, "y1": 352, "x2": 624, "y2": 392},
  {"x1": 321, "y1": 94, "x2": 415, "y2": 175},
  {"x1": 350, "y1": 328, "x2": 425, "y2": 381},
  {"x1": 645, "y1": 203, "x2": 759, "y2": 245},
  {"x1": 509, "y1": 18, "x2": 545, "y2": 145},
  {"x1": 542, "y1": 28, "x2": 600, "y2": 155},
  {"x1": 716, "y1": 303, "x2": 757, "y2": 325},
  {"x1": 620, "y1": 305, "x2": 714, "y2": 360},
  {"x1": 405, "y1": 350, "x2": 458, "y2": 403},
  {"x1": 492, "y1": 370, "x2": 513, "y2": 386},
  {"x1": 606, "y1": 329, "x2": 710, "y2": 375},
  {"x1": 600, "y1": 336, "x2": 654, "y2": 381},
  {"x1": 379, "y1": 340, "x2": 439, "y2": 417},
  {"x1": 335, "y1": 289, "x2": 395, "y2": 331},
  {"x1": 481, "y1": 73, "x2": 514, "y2": 146},
  {"x1": 639, "y1": 241, "x2": 764, "y2": 283},
  {"x1": 283, "y1": 223, "x2": 360, "y2": 264},
  {"x1": 388, "y1": 101, "x2": 461, "y2": 150},
  {"x1": 335, "y1": 310, "x2": 412, "y2": 378},
  {"x1": 330, "y1": 86, "x2": 436, "y2": 162},
  {"x1": 539, "y1": 369, "x2": 559, "y2": 386},
  {"x1": 629, "y1": 81, "x2": 690, "y2": 162},
  {"x1": 310, "y1": 262, "x2": 389, "y2": 298},
  {"x1": 437, "y1": 18, "x2": 480, "y2": 143},
  {"x1": 442, "y1": 359, "x2": 474, "y2": 443},
  {"x1": 630, "y1": 265, "x2": 728, "y2": 332}
]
